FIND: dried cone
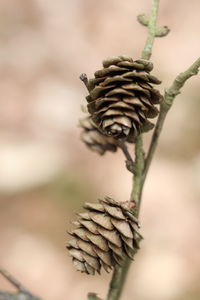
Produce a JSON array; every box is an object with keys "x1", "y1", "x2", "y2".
[
  {"x1": 80, "y1": 116, "x2": 118, "y2": 155},
  {"x1": 86, "y1": 56, "x2": 163, "y2": 141},
  {"x1": 67, "y1": 197, "x2": 142, "y2": 275}
]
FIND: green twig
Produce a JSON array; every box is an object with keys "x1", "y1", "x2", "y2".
[
  {"x1": 143, "y1": 57, "x2": 200, "y2": 182},
  {"x1": 105, "y1": 1, "x2": 160, "y2": 300},
  {"x1": 130, "y1": 136, "x2": 145, "y2": 210},
  {"x1": 141, "y1": 0, "x2": 160, "y2": 60},
  {"x1": 106, "y1": 259, "x2": 131, "y2": 300},
  {"x1": 131, "y1": 0, "x2": 161, "y2": 208}
]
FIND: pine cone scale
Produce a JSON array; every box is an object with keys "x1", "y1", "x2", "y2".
[
  {"x1": 77, "y1": 239, "x2": 98, "y2": 257},
  {"x1": 71, "y1": 228, "x2": 90, "y2": 241},
  {"x1": 85, "y1": 263, "x2": 95, "y2": 275},
  {"x1": 101, "y1": 76, "x2": 132, "y2": 86},
  {"x1": 111, "y1": 218, "x2": 133, "y2": 239},
  {"x1": 102, "y1": 203, "x2": 126, "y2": 219},
  {"x1": 87, "y1": 233, "x2": 109, "y2": 251},
  {"x1": 124, "y1": 245, "x2": 135, "y2": 259},
  {"x1": 89, "y1": 212, "x2": 114, "y2": 230},
  {"x1": 69, "y1": 248, "x2": 84, "y2": 262},
  {"x1": 112, "y1": 253, "x2": 124, "y2": 266},
  {"x1": 82, "y1": 253, "x2": 101, "y2": 272},
  {"x1": 106, "y1": 88, "x2": 133, "y2": 97},
  {"x1": 79, "y1": 220, "x2": 99, "y2": 234},
  {"x1": 73, "y1": 260, "x2": 87, "y2": 272},
  {"x1": 98, "y1": 227, "x2": 122, "y2": 247},
  {"x1": 77, "y1": 212, "x2": 91, "y2": 220},
  {"x1": 93, "y1": 246, "x2": 112, "y2": 265},
  {"x1": 121, "y1": 235, "x2": 135, "y2": 249},
  {"x1": 90, "y1": 85, "x2": 115, "y2": 100},
  {"x1": 94, "y1": 66, "x2": 129, "y2": 78},
  {"x1": 84, "y1": 202, "x2": 105, "y2": 212},
  {"x1": 108, "y1": 241, "x2": 124, "y2": 257}
]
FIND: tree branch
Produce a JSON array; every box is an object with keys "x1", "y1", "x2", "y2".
[
  {"x1": 143, "y1": 57, "x2": 200, "y2": 181},
  {"x1": 105, "y1": 1, "x2": 161, "y2": 300}
]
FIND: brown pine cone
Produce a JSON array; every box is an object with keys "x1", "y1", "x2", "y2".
[
  {"x1": 80, "y1": 116, "x2": 118, "y2": 155},
  {"x1": 67, "y1": 197, "x2": 142, "y2": 275},
  {"x1": 86, "y1": 56, "x2": 163, "y2": 141}
]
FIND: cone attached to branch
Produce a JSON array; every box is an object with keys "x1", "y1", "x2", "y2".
[
  {"x1": 86, "y1": 56, "x2": 163, "y2": 141},
  {"x1": 67, "y1": 197, "x2": 142, "y2": 275},
  {"x1": 80, "y1": 116, "x2": 118, "y2": 155}
]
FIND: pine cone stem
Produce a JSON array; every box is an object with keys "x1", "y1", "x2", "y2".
[
  {"x1": 130, "y1": 135, "x2": 144, "y2": 209},
  {"x1": 117, "y1": 141, "x2": 136, "y2": 174},
  {"x1": 117, "y1": 141, "x2": 133, "y2": 164}
]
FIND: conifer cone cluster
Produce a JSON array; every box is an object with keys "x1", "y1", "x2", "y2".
[
  {"x1": 86, "y1": 56, "x2": 163, "y2": 141},
  {"x1": 80, "y1": 116, "x2": 118, "y2": 155},
  {"x1": 67, "y1": 197, "x2": 142, "y2": 275}
]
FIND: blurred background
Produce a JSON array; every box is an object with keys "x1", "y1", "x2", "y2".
[{"x1": 0, "y1": 0, "x2": 200, "y2": 299}]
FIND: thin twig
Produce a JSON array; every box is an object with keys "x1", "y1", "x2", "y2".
[
  {"x1": 143, "y1": 57, "x2": 200, "y2": 182},
  {"x1": 0, "y1": 269, "x2": 29, "y2": 295},
  {"x1": 0, "y1": 269, "x2": 41, "y2": 300}
]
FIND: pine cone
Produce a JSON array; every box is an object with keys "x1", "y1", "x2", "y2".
[
  {"x1": 80, "y1": 116, "x2": 118, "y2": 155},
  {"x1": 67, "y1": 197, "x2": 142, "y2": 275},
  {"x1": 86, "y1": 56, "x2": 163, "y2": 141}
]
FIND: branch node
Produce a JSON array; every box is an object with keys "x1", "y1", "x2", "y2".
[
  {"x1": 125, "y1": 160, "x2": 137, "y2": 175},
  {"x1": 137, "y1": 14, "x2": 149, "y2": 26},
  {"x1": 155, "y1": 25, "x2": 170, "y2": 37}
]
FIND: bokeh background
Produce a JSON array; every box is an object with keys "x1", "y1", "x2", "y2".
[{"x1": 0, "y1": 1, "x2": 200, "y2": 300}]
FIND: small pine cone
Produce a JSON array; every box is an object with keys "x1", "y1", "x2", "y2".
[
  {"x1": 80, "y1": 116, "x2": 118, "y2": 155},
  {"x1": 67, "y1": 197, "x2": 142, "y2": 275},
  {"x1": 86, "y1": 56, "x2": 163, "y2": 140}
]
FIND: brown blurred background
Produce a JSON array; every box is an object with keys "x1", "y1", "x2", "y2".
[{"x1": 0, "y1": 1, "x2": 200, "y2": 299}]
